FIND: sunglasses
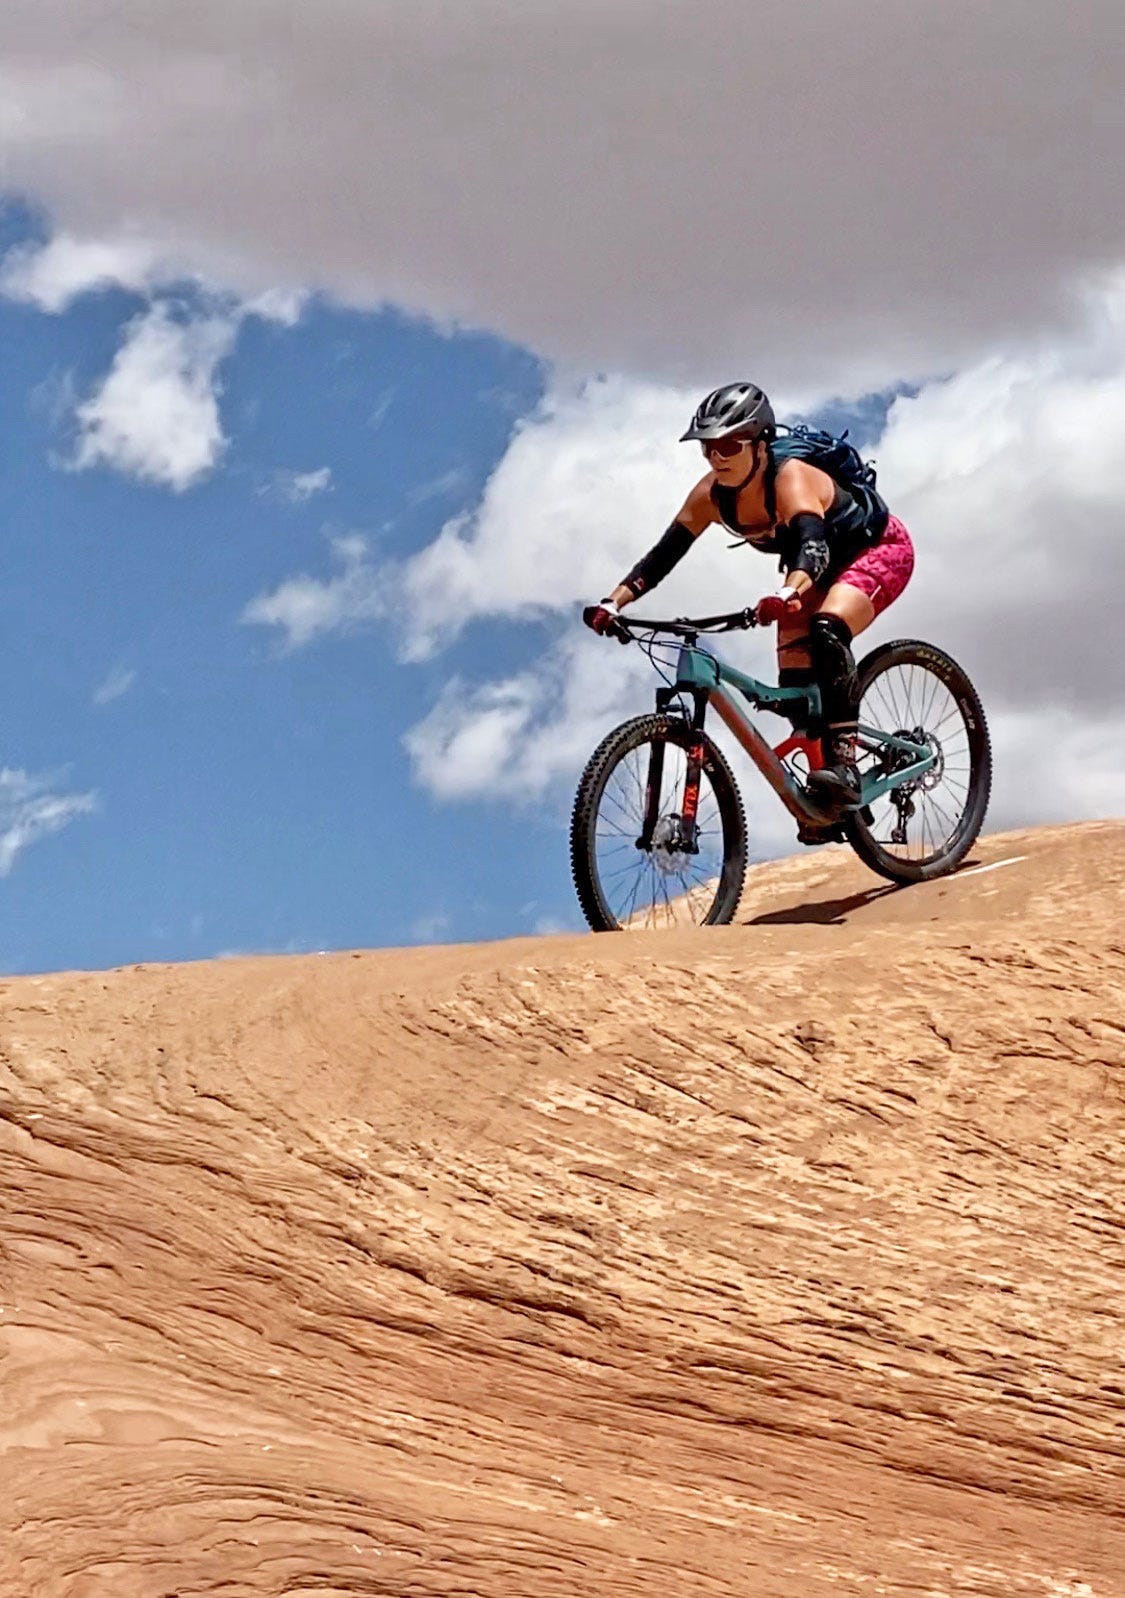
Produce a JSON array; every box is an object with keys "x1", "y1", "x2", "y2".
[{"x1": 701, "y1": 434, "x2": 754, "y2": 459}]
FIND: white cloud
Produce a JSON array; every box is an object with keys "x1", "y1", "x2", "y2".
[
  {"x1": 869, "y1": 272, "x2": 1125, "y2": 715},
  {"x1": 245, "y1": 388, "x2": 642, "y2": 645},
  {"x1": 0, "y1": 4, "x2": 1121, "y2": 394},
  {"x1": 272, "y1": 465, "x2": 333, "y2": 504},
  {"x1": 239, "y1": 286, "x2": 307, "y2": 328},
  {"x1": 240, "y1": 532, "x2": 383, "y2": 650},
  {"x1": 0, "y1": 231, "x2": 307, "y2": 326},
  {"x1": 92, "y1": 665, "x2": 136, "y2": 706},
  {"x1": 989, "y1": 708, "x2": 1125, "y2": 827},
  {"x1": 394, "y1": 375, "x2": 711, "y2": 659},
  {"x1": 0, "y1": 231, "x2": 166, "y2": 310},
  {"x1": 71, "y1": 301, "x2": 237, "y2": 491},
  {"x1": 0, "y1": 233, "x2": 310, "y2": 494},
  {"x1": 0, "y1": 769, "x2": 96, "y2": 876}
]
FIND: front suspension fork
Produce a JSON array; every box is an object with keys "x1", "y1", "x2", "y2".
[{"x1": 637, "y1": 689, "x2": 707, "y2": 852}]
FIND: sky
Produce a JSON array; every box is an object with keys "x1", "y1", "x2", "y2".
[{"x1": 0, "y1": 2, "x2": 1122, "y2": 972}]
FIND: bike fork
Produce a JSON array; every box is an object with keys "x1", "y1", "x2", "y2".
[{"x1": 638, "y1": 689, "x2": 707, "y2": 853}]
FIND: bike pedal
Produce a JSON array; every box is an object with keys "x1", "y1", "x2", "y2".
[{"x1": 796, "y1": 822, "x2": 845, "y2": 846}]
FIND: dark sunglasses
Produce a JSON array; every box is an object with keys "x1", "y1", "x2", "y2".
[{"x1": 701, "y1": 434, "x2": 753, "y2": 459}]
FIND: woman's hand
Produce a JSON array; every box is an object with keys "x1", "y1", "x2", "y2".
[
  {"x1": 583, "y1": 599, "x2": 621, "y2": 636},
  {"x1": 755, "y1": 575, "x2": 811, "y2": 624}
]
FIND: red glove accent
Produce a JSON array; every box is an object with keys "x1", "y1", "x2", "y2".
[
  {"x1": 754, "y1": 594, "x2": 789, "y2": 625},
  {"x1": 583, "y1": 602, "x2": 619, "y2": 636},
  {"x1": 755, "y1": 585, "x2": 804, "y2": 625}
]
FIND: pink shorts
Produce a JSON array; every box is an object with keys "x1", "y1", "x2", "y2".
[{"x1": 832, "y1": 513, "x2": 914, "y2": 616}]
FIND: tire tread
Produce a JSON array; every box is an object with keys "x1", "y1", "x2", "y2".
[{"x1": 570, "y1": 716, "x2": 747, "y2": 931}]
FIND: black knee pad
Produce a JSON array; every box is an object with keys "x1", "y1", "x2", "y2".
[{"x1": 808, "y1": 613, "x2": 858, "y2": 721}]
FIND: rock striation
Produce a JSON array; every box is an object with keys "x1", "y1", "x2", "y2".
[{"x1": 1, "y1": 821, "x2": 1122, "y2": 1596}]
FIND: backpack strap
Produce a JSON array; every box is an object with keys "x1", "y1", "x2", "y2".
[
  {"x1": 709, "y1": 478, "x2": 733, "y2": 528},
  {"x1": 764, "y1": 450, "x2": 779, "y2": 528}
]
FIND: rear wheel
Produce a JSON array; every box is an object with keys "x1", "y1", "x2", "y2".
[
  {"x1": 571, "y1": 715, "x2": 747, "y2": 931},
  {"x1": 845, "y1": 640, "x2": 991, "y2": 882}
]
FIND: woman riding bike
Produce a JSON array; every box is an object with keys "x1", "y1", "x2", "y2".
[{"x1": 583, "y1": 383, "x2": 915, "y2": 827}]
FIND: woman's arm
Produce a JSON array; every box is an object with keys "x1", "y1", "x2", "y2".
[
  {"x1": 774, "y1": 459, "x2": 836, "y2": 599},
  {"x1": 604, "y1": 474, "x2": 717, "y2": 609}
]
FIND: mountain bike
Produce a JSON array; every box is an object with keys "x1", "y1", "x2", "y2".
[{"x1": 570, "y1": 607, "x2": 991, "y2": 932}]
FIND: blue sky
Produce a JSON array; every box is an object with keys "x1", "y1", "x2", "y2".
[{"x1": 0, "y1": 205, "x2": 575, "y2": 970}]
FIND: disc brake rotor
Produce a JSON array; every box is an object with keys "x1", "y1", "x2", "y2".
[
  {"x1": 916, "y1": 729, "x2": 945, "y2": 790},
  {"x1": 649, "y1": 813, "x2": 687, "y2": 873}
]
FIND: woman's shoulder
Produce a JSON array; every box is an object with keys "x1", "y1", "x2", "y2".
[
  {"x1": 680, "y1": 471, "x2": 721, "y2": 528},
  {"x1": 772, "y1": 453, "x2": 836, "y2": 514}
]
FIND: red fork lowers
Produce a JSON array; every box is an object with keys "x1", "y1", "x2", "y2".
[{"x1": 681, "y1": 743, "x2": 704, "y2": 831}]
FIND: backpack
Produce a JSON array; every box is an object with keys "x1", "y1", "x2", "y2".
[{"x1": 767, "y1": 423, "x2": 889, "y2": 541}]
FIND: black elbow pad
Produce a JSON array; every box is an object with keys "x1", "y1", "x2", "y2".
[
  {"x1": 787, "y1": 512, "x2": 830, "y2": 585},
  {"x1": 623, "y1": 519, "x2": 696, "y2": 598}
]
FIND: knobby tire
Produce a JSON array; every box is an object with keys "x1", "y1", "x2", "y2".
[
  {"x1": 570, "y1": 715, "x2": 748, "y2": 932},
  {"x1": 845, "y1": 639, "x2": 992, "y2": 883}
]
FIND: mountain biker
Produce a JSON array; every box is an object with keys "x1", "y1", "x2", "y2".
[{"x1": 583, "y1": 382, "x2": 915, "y2": 817}]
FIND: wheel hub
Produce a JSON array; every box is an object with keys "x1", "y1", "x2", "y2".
[
  {"x1": 915, "y1": 728, "x2": 945, "y2": 790},
  {"x1": 884, "y1": 726, "x2": 943, "y2": 783},
  {"x1": 648, "y1": 813, "x2": 688, "y2": 872}
]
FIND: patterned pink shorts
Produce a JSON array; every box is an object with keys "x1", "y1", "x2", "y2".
[{"x1": 833, "y1": 513, "x2": 914, "y2": 615}]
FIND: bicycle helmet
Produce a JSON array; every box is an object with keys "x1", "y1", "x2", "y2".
[{"x1": 680, "y1": 382, "x2": 775, "y2": 443}]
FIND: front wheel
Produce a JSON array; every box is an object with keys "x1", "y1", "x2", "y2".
[
  {"x1": 845, "y1": 639, "x2": 992, "y2": 883},
  {"x1": 571, "y1": 715, "x2": 747, "y2": 931}
]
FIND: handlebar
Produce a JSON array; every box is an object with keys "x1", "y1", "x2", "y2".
[{"x1": 608, "y1": 606, "x2": 760, "y2": 642}]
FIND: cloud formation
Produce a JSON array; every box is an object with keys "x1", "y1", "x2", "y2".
[
  {"x1": 0, "y1": 768, "x2": 96, "y2": 876},
  {"x1": 1, "y1": 2, "x2": 1122, "y2": 394},
  {"x1": 240, "y1": 533, "x2": 383, "y2": 650},
  {"x1": 274, "y1": 466, "x2": 333, "y2": 504},
  {"x1": 0, "y1": 230, "x2": 167, "y2": 310},
  {"x1": 70, "y1": 301, "x2": 238, "y2": 491},
  {"x1": 92, "y1": 665, "x2": 137, "y2": 706}
]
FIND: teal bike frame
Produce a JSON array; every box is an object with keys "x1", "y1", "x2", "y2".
[{"x1": 672, "y1": 638, "x2": 937, "y2": 828}]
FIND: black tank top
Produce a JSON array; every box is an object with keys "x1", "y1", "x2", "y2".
[{"x1": 710, "y1": 456, "x2": 875, "y2": 571}]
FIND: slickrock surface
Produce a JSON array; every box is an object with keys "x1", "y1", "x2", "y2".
[{"x1": 1, "y1": 820, "x2": 1122, "y2": 1598}]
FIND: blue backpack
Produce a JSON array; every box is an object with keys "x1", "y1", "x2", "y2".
[{"x1": 768, "y1": 423, "x2": 889, "y2": 541}]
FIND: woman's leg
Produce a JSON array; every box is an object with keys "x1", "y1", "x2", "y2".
[
  {"x1": 775, "y1": 613, "x2": 819, "y2": 729},
  {"x1": 803, "y1": 604, "x2": 864, "y2": 805},
  {"x1": 816, "y1": 583, "x2": 877, "y2": 638},
  {"x1": 804, "y1": 518, "x2": 915, "y2": 803},
  {"x1": 773, "y1": 583, "x2": 873, "y2": 734}
]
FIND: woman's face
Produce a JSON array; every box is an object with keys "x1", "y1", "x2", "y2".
[{"x1": 702, "y1": 435, "x2": 757, "y2": 483}]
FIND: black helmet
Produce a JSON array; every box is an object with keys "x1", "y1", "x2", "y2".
[{"x1": 680, "y1": 382, "x2": 775, "y2": 443}]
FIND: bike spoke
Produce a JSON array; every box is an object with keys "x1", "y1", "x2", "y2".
[
  {"x1": 855, "y1": 657, "x2": 984, "y2": 867},
  {"x1": 593, "y1": 738, "x2": 728, "y2": 928}
]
